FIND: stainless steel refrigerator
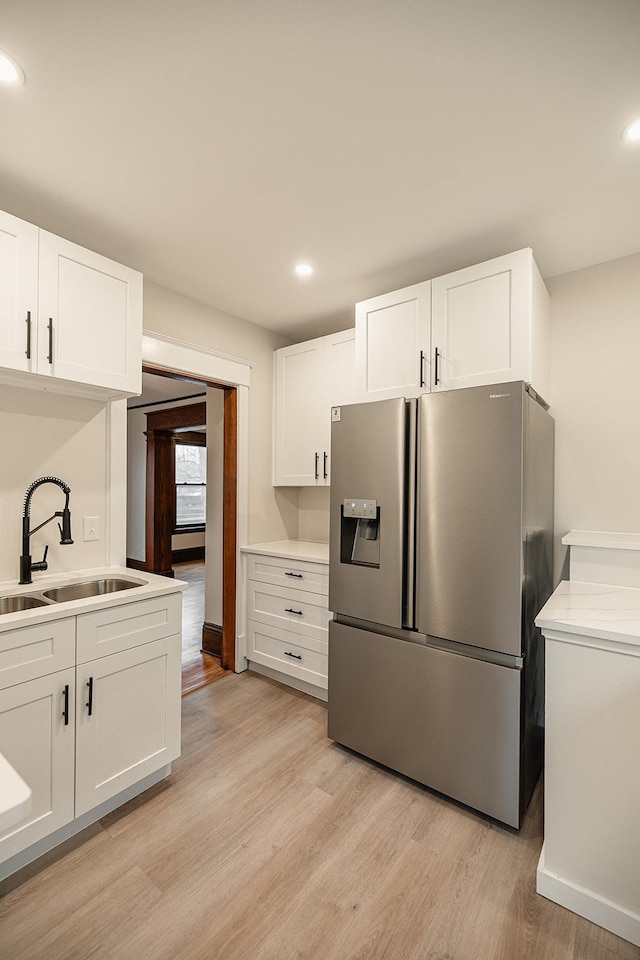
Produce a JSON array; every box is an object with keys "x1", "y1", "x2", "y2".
[{"x1": 328, "y1": 381, "x2": 554, "y2": 828}]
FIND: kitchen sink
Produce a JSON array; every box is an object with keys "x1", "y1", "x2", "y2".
[
  {"x1": 41, "y1": 577, "x2": 146, "y2": 603},
  {"x1": 0, "y1": 595, "x2": 53, "y2": 614}
]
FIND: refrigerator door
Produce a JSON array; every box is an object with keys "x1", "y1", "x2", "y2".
[
  {"x1": 418, "y1": 382, "x2": 524, "y2": 656},
  {"x1": 329, "y1": 398, "x2": 408, "y2": 630},
  {"x1": 328, "y1": 620, "x2": 522, "y2": 827}
]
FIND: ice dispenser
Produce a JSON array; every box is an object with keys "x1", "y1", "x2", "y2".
[{"x1": 340, "y1": 498, "x2": 380, "y2": 567}]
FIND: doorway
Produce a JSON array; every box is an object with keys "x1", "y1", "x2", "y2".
[{"x1": 126, "y1": 365, "x2": 238, "y2": 691}]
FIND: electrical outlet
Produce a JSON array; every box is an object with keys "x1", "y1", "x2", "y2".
[{"x1": 83, "y1": 516, "x2": 101, "y2": 542}]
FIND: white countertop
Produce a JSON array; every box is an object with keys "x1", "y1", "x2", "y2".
[
  {"x1": 241, "y1": 540, "x2": 329, "y2": 564},
  {"x1": 536, "y1": 580, "x2": 640, "y2": 647},
  {"x1": 562, "y1": 530, "x2": 640, "y2": 550},
  {"x1": 0, "y1": 752, "x2": 31, "y2": 832},
  {"x1": 0, "y1": 566, "x2": 187, "y2": 635}
]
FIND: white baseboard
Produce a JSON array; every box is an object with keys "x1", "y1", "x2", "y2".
[
  {"x1": 0, "y1": 765, "x2": 171, "y2": 882},
  {"x1": 537, "y1": 845, "x2": 640, "y2": 948},
  {"x1": 248, "y1": 661, "x2": 328, "y2": 702}
]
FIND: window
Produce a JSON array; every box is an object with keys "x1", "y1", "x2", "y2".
[{"x1": 175, "y1": 440, "x2": 206, "y2": 528}]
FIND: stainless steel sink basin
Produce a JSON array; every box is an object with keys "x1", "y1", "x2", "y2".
[
  {"x1": 41, "y1": 577, "x2": 145, "y2": 603},
  {"x1": 0, "y1": 595, "x2": 52, "y2": 614}
]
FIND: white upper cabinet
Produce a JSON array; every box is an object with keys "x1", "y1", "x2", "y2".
[
  {"x1": 354, "y1": 248, "x2": 550, "y2": 403},
  {"x1": 274, "y1": 337, "x2": 325, "y2": 486},
  {"x1": 355, "y1": 281, "x2": 431, "y2": 401},
  {"x1": 0, "y1": 210, "x2": 38, "y2": 374},
  {"x1": 274, "y1": 329, "x2": 356, "y2": 486},
  {"x1": 430, "y1": 248, "x2": 550, "y2": 397},
  {"x1": 38, "y1": 231, "x2": 142, "y2": 396},
  {"x1": 0, "y1": 208, "x2": 142, "y2": 399}
]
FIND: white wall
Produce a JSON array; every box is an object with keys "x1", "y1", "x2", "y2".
[
  {"x1": 547, "y1": 252, "x2": 640, "y2": 579},
  {"x1": 298, "y1": 487, "x2": 330, "y2": 542},
  {"x1": 0, "y1": 384, "x2": 108, "y2": 583},
  {"x1": 143, "y1": 281, "x2": 299, "y2": 545}
]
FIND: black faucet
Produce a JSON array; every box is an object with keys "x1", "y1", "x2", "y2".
[{"x1": 20, "y1": 476, "x2": 74, "y2": 584}]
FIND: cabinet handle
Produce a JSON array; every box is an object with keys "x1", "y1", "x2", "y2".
[
  {"x1": 434, "y1": 346, "x2": 440, "y2": 386},
  {"x1": 284, "y1": 650, "x2": 302, "y2": 660},
  {"x1": 285, "y1": 572, "x2": 303, "y2": 579},
  {"x1": 47, "y1": 318, "x2": 54, "y2": 364},
  {"x1": 25, "y1": 311, "x2": 32, "y2": 359},
  {"x1": 285, "y1": 607, "x2": 303, "y2": 616},
  {"x1": 419, "y1": 349, "x2": 425, "y2": 388},
  {"x1": 314, "y1": 452, "x2": 319, "y2": 480},
  {"x1": 62, "y1": 684, "x2": 70, "y2": 726},
  {"x1": 86, "y1": 677, "x2": 94, "y2": 716},
  {"x1": 323, "y1": 451, "x2": 328, "y2": 479}
]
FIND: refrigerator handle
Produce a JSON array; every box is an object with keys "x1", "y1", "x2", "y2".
[{"x1": 403, "y1": 399, "x2": 418, "y2": 629}]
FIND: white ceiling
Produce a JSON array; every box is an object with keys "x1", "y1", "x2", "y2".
[{"x1": 1, "y1": 0, "x2": 639, "y2": 341}]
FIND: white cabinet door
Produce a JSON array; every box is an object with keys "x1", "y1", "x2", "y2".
[
  {"x1": 430, "y1": 249, "x2": 533, "y2": 391},
  {"x1": 75, "y1": 637, "x2": 181, "y2": 817},
  {"x1": 0, "y1": 669, "x2": 75, "y2": 861},
  {"x1": 274, "y1": 329, "x2": 357, "y2": 487},
  {"x1": 38, "y1": 230, "x2": 143, "y2": 395},
  {"x1": 273, "y1": 338, "x2": 325, "y2": 486},
  {"x1": 0, "y1": 210, "x2": 38, "y2": 374},
  {"x1": 322, "y1": 328, "x2": 356, "y2": 482},
  {"x1": 355, "y1": 280, "x2": 431, "y2": 401}
]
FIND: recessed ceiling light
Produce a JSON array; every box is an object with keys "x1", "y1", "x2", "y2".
[
  {"x1": 0, "y1": 49, "x2": 24, "y2": 86},
  {"x1": 294, "y1": 263, "x2": 314, "y2": 277},
  {"x1": 622, "y1": 116, "x2": 640, "y2": 143}
]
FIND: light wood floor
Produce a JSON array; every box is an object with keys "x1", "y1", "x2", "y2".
[
  {"x1": 0, "y1": 672, "x2": 637, "y2": 960},
  {"x1": 174, "y1": 560, "x2": 228, "y2": 695}
]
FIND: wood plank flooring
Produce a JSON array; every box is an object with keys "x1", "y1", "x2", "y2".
[
  {"x1": 0, "y1": 672, "x2": 637, "y2": 960},
  {"x1": 175, "y1": 560, "x2": 228, "y2": 694}
]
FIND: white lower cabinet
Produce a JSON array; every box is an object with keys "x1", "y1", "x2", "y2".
[
  {"x1": 75, "y1": 636, "x2": 181, "y2": 817},
  {"x1": 0, "y1": 668, "x2": 75, "y2": 861},
  {"x1": 0, "y1": 592, "x2": 182, "y2": 871},
  {"x1": 245, "y1": 549, "x2": 329, "y2": 698}
]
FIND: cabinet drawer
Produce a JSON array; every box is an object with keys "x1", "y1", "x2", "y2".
[
  {"x1": 247, "y1": 620, "x2": 328, "y2": 690},
  {"x1": 76, "y1": 593, "x2": 182, "y2": 663},
  {"x1": 246, "y1": 554, "x2": 328, "y2": 596},
  {"x1": 0, "y1": 619, "x2": 75, "y2": 690},
  {"x1": 247, "y1": 580, "x2": 329, "y2": 642}
]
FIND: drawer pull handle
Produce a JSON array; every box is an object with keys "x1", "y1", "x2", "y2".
[
  {"x1": 285, "y1": 607, "x2": 303, "y2": 616},
  {"x1": 86, "y1": 677, "x2": 94, "y2": 716},
  {"x1": 285, "y1": 572, "x2": 303, "y2": 578},
  {"x1": 284, "y1": 650, "x2": 302, "y2": 660},
  {"x1": 62, "y1": 684, "x2": 70, "y2": 726}
]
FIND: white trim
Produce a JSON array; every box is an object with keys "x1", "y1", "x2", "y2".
[
  {"x1": 110, "y1": 333, "x2": 250, "y2": 670},
  {"x1": 142, "y1": 332, "x2": 251, "y2": 388},
  {"x1": 107, "y1": 399, "x2": 128, "y2": 565},
  {"x1": 537, "y1": 845, "x2": 640, "y2": 948},
  {"x1": 235, "y1": 385, "x2": 249, "y2": 670},
  {"x1": 248, "y1": 662, "x2": 328, "y2": 702}
]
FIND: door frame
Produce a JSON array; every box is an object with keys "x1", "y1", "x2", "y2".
[{"x1": 107, "y1": 332, "x2": 250, "y2": 671}]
